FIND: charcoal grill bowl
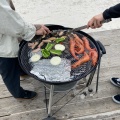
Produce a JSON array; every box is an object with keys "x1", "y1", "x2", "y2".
[
  {"x1": 18, "y1": 24, "x2": 106, "y2": 119},
  {"x1": 44, "y1": 81, "x2": 78, "y2": 92},
  {"x1": 18, "y1": 24, "x2": 104, "y2": 91}
]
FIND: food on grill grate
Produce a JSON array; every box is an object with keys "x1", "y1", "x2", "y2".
[
  {"x1": 32, "y1": 48, "x2": 40, "y2": 53},
  {"x1": 75, "y1": 43, "x2": 84, "y2": 54},
  {"x1": 55, "y1": 37, "x2": 66, "y2": 43},
  {"x1": 82, "y1": 36, "x2": 98, "y2": 66},
  {"x1": 30, "y1": 58, "x2": 71, "y2": 82},
  {"x1": 55, "y1": 44, "x2": 65, "y2": 51},
  {"x1": 74, "y1": 34, "x2": 84, "y2": 54},
  {"x1": 41, "y1": 49, "x2": 50, "y2": 58},
  {"x1": 48, "y1": 37, "x2": 56, "y2": 41},
  {"x1": 29, "y1": 41, "x2": 39, "y2": 49},
  {"x1": 82, "y1": 37, "x2": 93, "y2": 51},
  {"x1": 69, "y1": 37, "x2": 79, "y2": 60},
  {"x1": 89, "y1": 49, "x2": 98, "y2": 66},
  {"x1": 73, "y1": 34, "x2": 84, "y2": 46},
  {"x1": 45, "y1": 43, "x2": 55, "y2": 51},
  {"x1": 50, "y1": 49, "x2": 62, "y2": 56},
  {"x1": 30, "y1": 53, "x2": 41, "y2": 62},
  {"x1": 28, "y1": 31, "x2": 98, "y2": 68},
  {"x1": 38, "y1": 41, "x2": 44, "y2": 48},
  {"x1": 71, "y1": 52, "x2": 90, "y2": 69},
  {"x1": 19, "y1": 27, "x2": 100, "y2": 83},
  {"x1": 50, "y1": 56, "x2": 62, "y2": 65}
]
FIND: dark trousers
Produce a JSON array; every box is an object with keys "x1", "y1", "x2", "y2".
[{"x1": 0, "y1": 57, "x2": 26, "y2": 98}]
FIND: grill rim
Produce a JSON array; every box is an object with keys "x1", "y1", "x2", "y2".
[{"x1": 18, "y1": 24, "x2": 102, "y2": 85}]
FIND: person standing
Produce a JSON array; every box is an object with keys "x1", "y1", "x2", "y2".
[
  {"x1": 87, "y1": 3, "x2": 120, "y2": 104},
  {"x1": 0, "y1": 0, "x2": 50, "y2": 99}
]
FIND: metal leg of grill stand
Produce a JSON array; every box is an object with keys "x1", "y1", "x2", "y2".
[
  {"x1": 86, "y1": 70, "x2": 96, "y2": 93},
  {"x1": 43, "y1": 85, "x2": 56, "y2": 120},
  {"x1": 44, "y1": 86, "x2": 48, "y2": 114},
  {"x1": 96, "y1": 55, "x2": 102, "y2": 93}
]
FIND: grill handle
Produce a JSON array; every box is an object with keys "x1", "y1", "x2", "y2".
[{"x1": 97, "y1": 41, "x2": 106, "y2": 54}]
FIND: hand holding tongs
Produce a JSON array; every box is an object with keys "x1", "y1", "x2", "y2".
[{"x1": 69, "y1": 18, "x2": 112, "y2": 32}]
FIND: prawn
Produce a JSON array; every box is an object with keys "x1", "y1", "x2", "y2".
[
  {"x1": 82, "y1": 37, "x2": 93, "y2": 51},
  {"x1": 89, "y1": 49, "x2": 98, "y2": 66},
  {"x1": 69, "y1": 38, "x2": 79, "y2": 60},
  {"x1": 73, "y1": 34, "x2": 84, "y2": 46},
  {"x1": 75, "y1": 43, "x2": 84, "y2": 54},
  {"x1": 71, "y1": 52, "x2": 90, "y2": 69}
]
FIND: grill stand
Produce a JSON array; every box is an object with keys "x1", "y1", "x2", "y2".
[
  {"x1": 43, "y1": 75, "x2": 98, "y2": 119},
  {"x1": 43, "y1": 85, "x2": 56, "y2": 120},
  {"x1": 18, "y1": 26, "x2": 106, "y2": 120},
  {"x1": 96, "y1": 53, "x2": 102, "y2": 93},
  {"x1": 43, "y1": 53, "x2": 103, "y2": 120}
]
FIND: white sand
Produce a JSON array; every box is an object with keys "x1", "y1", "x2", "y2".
[{"x1": 13, "y1": 0, "x2": 120, "y2": 33}]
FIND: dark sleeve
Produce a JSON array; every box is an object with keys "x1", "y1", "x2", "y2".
[{"x1": 103, "y1": 3, "x2": 120, "y2": 19}]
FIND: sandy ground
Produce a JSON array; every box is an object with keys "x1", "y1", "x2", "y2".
[{"x1": 12, "y1": 0, "x2": 120, "y2": 33}]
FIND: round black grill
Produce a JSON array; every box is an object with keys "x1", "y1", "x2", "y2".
[{"x1": 19, "y1": 31, "x2": 98, "y2": 84}]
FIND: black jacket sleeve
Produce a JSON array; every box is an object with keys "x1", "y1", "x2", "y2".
[{"x1": 103, "y1": 3, "x2": 120, "y2": 19}]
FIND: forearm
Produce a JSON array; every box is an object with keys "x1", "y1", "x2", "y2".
[
  {"x1": 0, "y1": 0, "x2": 36, "y2": 41},
  {"x1": 103, "y1": 3, "x2": 120, "y2": 19}
]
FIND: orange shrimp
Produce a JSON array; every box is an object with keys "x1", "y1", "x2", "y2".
[
  {"x1": 75, "y1": 43, "x2": 84, "y2": 54},
  {"x1": 82, "y1": 37, "x2": 93, "y2": 51},
  {"x1": 71, "y1": 52, "x2": 90, "y2": 69},
  {"x1": 73, "y1": 34, "x2": 84, "y2": 46},
  {"x1": 69, "y1": 38, "x2": 79, "y2": 60},
  {"x1": 89, "y1": 49, "x2": 98, "y2": 66}
]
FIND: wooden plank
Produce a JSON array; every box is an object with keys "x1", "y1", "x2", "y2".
[
  {"x1": 0, "y1": 79, "x2": 44, "y2": 98},
  {"x1": 0, "y1": 63, "x2": 120, "y2": 98},
  {"x1": 0, "y1": 97, "x2": 120, "y2": 120},
  {"x1": 0, "y1": 29, "x2": 120, "y2": 120},
  {"x1": 89, "y1": 29, "x2": 120, "y2": 45},
  {"x1": 0, "y1": 80, "x2": 119, "y2": 117},
  {"x1": 68, "y1": 110, "x2": 120, "y2": 120}
]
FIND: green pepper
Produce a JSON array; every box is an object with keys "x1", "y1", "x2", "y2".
[
  {"x1": 55, "y1": 37, "x2": 65, "y2": 43},
  {"x1": 45, "y1": 43, "x2": 54, "y2": 51},
  {"x1": 50, "y1": 49, "x2": 62, "y2": 56},
  {"x1": 41, "y1": 49, "x2": 50, "y2": 58}
]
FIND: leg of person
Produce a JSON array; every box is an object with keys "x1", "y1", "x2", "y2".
[
  {"x1": 112, "y1": 94, "x2": 120, "y2": 104},
  {"x1": 18, "y1": 63, "x2": 30, "y2": 81},
  {"x1": 110, "y1": 77, "x2": 120, "y2": 87},
  {"x1": 110, "y1": 77, "x2": 120, "y2": 104},
  {"x1": 0, "y1": 57, "x2": 37, "y2": 99}
]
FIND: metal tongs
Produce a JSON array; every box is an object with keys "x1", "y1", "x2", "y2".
[{"x1": 68, "y1": 18, "x2": 112, "y2": 32}]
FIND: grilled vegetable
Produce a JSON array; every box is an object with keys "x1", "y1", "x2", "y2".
[
  {"x1": 41, "y1": 49, "x2": 50, "y2": 58},
  {"x1": 45, "y1": 43, "x2": 54, "y2": 51},
  {"x1": 50, "y1": 56, "x2": 61, "y2": 65},
  {"x1": 50, "y1": 49, "x2": 62, "y2": 56},
  {"x1": 55, "y1": 37, "x2": 65, "y2": 43},
  {"x1": 55, "y1": 44, "x2": 65, "y2": 51},
  {"x1": 30, "y1": 54, "x2": 41, "y2": 62}
]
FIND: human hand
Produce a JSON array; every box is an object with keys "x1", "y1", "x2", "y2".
[
  {"x1": 35, "y1": 24, "x2": 51, "y2": 35},
  {"x1": 87, "y1": 13, "x2": 104, "y2": 29}
]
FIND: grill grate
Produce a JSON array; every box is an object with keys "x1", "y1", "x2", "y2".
[{"x1": 20, "y1": 32, "x2": 97, "y2": 84}]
